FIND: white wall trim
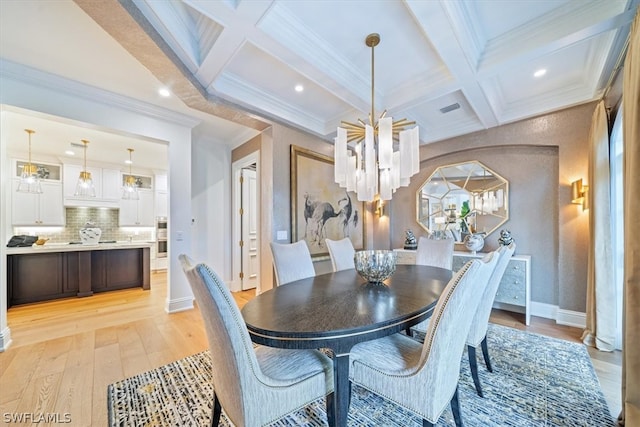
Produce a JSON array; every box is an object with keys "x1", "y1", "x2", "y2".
[
  {"x1": 530, "y1": 301, "x2": 558, "y2": 320},
  {"x1": 0, "y1": 326, "x2": 12, "y2": 352},
  {"x1": 165, "y1": 296, "x2": 194, "y2": 313},
  {"x1": 556, "y1": 309, "x2": 587, "y2": 329},
  {"x1": 529, "y1": 301, "x2": 586, "y2": 328}
]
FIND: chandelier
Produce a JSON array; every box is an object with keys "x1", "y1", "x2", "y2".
[
  {"x1": 334, "y1": 33, "x2": 420, "y2": 202},
  {"x1": 17, "y1": 129, "x2": 43, "y2": 194},
  {"x1": 74, "y1": 139, "x2": 96, "y2": 197},
  {"x1": 122, "y1": 148, "x2": 139, "y2": 200}
]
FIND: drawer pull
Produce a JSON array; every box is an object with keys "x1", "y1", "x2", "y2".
[
  {"x1": 514, "y1": 280, "x2": 519, "y2": 285},
  {"x1": 513, "y1": 265, "x2": 520, "y2": 270},
  {"x1": 514, "y1": 296, "x2": 519, "y2": 299}
]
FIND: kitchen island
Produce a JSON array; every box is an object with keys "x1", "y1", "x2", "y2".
[{"x1": 6, "y1": 242, "x2": 152, "y2": 307}]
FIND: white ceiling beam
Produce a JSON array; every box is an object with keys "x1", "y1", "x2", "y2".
[{"x1": 405, "y1": 0, "x2": 499, "y2": 129}]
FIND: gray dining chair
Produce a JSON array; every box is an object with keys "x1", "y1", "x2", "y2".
[
  {"x1": 408, "y1": 236, "x2": 456, "y2": 334},
  {"x1": 270, "y1": 240, "x2": 315, "y2": 286},
  {"x1": 325, "y1": 237, "x2": 355, "y2": 272},
  {"x1": 466, "y1": 242, "x2": 516, "y2": 397},
  {"x1": 349, "y1": 253, "x2": 498, "y2": 427},
  {"x1": 179, "y1": 254, "x2": 335, "y2": 427},
  {"x1": 415, "y1": 236, "x2": 454, "y2": 270}
]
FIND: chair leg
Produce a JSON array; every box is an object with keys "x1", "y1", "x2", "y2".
[
  {"x1": 450, "y1": 384, "x2": 464, "y2": 427},
  {"x1": 211, "y1": 392, "x2": 221, "y2": 427},
  {"x1": 326, "y1": 391, "x2": 336, "y2": 427},
  {"x1": 481, "y1": 336, "x2": 493, "y2": 373},
  {"x1": 467, "y1": 345, "x2": 484, "y2": 397}
]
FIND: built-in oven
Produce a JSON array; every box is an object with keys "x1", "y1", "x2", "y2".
[{"x1": 156, "y1": 217, "x2": 167, "y2": 258}]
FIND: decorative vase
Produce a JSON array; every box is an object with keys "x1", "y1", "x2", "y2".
[
  {"x1": 79, "y1": 221, "x2": 102, "y2": 245},
  {"x1": 464, "y1": 234, "x2": 484, "y2": 254},
  {"x1": 404, "y1": 229, "x2": 418, "y2": 250}
]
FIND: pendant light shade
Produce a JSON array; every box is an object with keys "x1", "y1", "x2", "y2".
[
  {"x1": 17, "y1": 129, "x2": 43, "y2": 194},
  {"x1": 122, "y1": 148, "x2": 139, "y2": 200},
  {"x1": 74, "y1": 139, "x2": 96, "y2": 197}
]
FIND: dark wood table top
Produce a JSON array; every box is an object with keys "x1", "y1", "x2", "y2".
[{"x1": 241, "y1": 264, "x2": 452, "y2": 349}]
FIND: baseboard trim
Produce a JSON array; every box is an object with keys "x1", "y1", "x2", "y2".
[
  {"x1": 530, "y1": 301, "x2": 557, "y2": 320},
  {"x1": 529, "y1": 302, "x2": 586, "y2": 328},
  {"x1": 0, "y1": 326, "x2": 13, "y2": 352},
  {"x1": 165, "y1": 296, "x2": 194, "y2": 313},
  {"x1": 556, "y1": 309, "x2": 587, "y2": 329},
  {"x1": 229, "y1": 279, "x2": 241, "y2": 293}
]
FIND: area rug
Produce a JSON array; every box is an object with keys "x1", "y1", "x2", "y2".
[{"x1": 107, "y1": 324, "x2": 615, "y2": 426}]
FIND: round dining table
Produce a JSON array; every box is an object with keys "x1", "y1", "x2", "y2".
[{"x1": 241, "y1": 264, "x2": 452, "y2": 427}]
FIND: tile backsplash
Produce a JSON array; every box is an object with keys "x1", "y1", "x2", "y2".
[{"x1": 13, "y1": 208, "x2": 154, "y2": 243}]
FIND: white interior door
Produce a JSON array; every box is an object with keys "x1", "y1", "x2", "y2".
[{"x1": 241, "y1": 167, "x2": 258, "y2": 290}]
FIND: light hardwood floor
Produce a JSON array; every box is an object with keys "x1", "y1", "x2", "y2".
[{"x1": 0, "y1": 271, "x2": 621, "y2": 426}]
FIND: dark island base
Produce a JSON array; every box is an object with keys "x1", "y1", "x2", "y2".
[{"x1": 7, "y1": 247, "x2": 150, "y2": 307}]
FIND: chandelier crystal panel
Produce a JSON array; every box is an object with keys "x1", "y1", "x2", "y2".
[
  {"x1": 16, "y1": 128, "x2": 43, "y2": 194},
  {"x1": 334, "y1": 33, "x2": 420, "y2": 202}
]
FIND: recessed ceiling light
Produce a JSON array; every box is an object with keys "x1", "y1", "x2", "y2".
[
  {"x1": 125, "y1": 159, "x2": 133, "y2": 164},
  {"x1": 295, "y1": 84, "x2": 304, "y2": 92},
  {"x1": 158, "y1": 88, "x2": 171, "y2": 97},
  {"x1": 65, "y1": 150, "x2": 75, "y2": 156},
  {"x1": 534, "y1": 69, "x2": 547, "y2": 78}
]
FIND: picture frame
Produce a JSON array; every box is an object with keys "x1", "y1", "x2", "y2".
[{"x1": 291, "y1": 145, "x2": 365, "y2": 259}]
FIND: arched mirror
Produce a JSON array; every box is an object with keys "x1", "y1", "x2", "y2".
[{"x1": 416, "y1": 161, "x2": 509, "y2": 242}]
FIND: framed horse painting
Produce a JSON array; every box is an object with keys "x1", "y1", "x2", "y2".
[{"x1": 290, "y1": 145, "x2": 365, "y2": 259}]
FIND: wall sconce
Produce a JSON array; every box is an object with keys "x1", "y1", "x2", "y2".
[
  {"x1": 571, "y1": 179, "x2": 589, "y2": 209},
  {"x1": 375, "y1": 198, "x2": 385, "y2": 217}
]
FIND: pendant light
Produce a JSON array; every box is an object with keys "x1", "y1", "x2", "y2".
[
  {"x1": 74, "y1": 139, "x2": 96, "y2": 197},
  {"x1": 334, "y1": 33, "x2": 420, "y2": 202},
  {"x1": 122, "y1": 148, "x2": 139, "y2": 200},
  {"x1": 17, "y1": 129, "x2": 43, "y2": 193}
]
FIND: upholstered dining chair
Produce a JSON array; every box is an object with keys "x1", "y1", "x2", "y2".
[
  {"x1": 270, "y1": 240, "x2": 315, "y2": 286},
  {"x1": 407, "y1": 236, "x2": 456, "y2": 335},
  {"x1": 325, "y1": 237, "x2": 355, "y2": 272},
  {"x1": 179, "y1": 254, "x2": 335, "y2": 427},
  {"x1": 415, "y1": 236, "x2": 455, "y2": 270},
  {"x1": 466, "y1": 242, "x2": 516, "y2": 397},
  {"x1": 349, "y1": 253, "x2": 498, "y2": 427}
]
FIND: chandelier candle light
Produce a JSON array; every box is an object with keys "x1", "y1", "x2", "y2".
[
  {"x1": 122, "y1": 148, "x2": 139, "y2": 200},
  {"x1": 17, "y1": 129, "x2": 43, "y2": 193},
  {"x1": 334, "y1": 33, "x2": 420, "y2": 202},
  {"x1": 74, "y1": 139, "x2": 96, "y2": 197}
]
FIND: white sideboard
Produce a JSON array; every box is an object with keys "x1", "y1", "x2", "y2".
[{"x1": 394, "y1": 248, "x2": 531, "y2": 325}]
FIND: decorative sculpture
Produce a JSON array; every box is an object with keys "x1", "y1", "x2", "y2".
[
  {"x1": 404, "y1": 229, "x2": 418, "y2": 250},
  {"x1": 498, "y1": 229, "x2": 514, "y2": 246}
]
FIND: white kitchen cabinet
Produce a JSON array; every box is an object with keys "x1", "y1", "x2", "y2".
[
  {"x1": 63, "y1": 164, "x2": 121, "y2": 207},
  {"x1": 11, "y1": 180, "x2": 65, "y2": 226},
  {"x1": 155, "y1": 190, "x2": 168, "y2": 218},
  {"x1": 101, "y1": 168, "x2": 121, "y2": 200},
  {"x1": 119, "y1": 190, "x2": 154, "y2": 226}
]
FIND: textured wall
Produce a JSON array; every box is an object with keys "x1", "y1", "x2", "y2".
[
  {"x1": 391, "y1": 102, "x2": 594, "y2": 312},
  {"x1": 390, "y1": 145, "x2": 559, "y2": 306}
]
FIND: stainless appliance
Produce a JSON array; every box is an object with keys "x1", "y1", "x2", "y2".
[{"x1": 156, "y1": 217, "x2": 167, "y2": 258}]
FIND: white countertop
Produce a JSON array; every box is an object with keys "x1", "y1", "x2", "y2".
[{"x1": 6, "y1": 241, "x2": 154, "y2": 255}]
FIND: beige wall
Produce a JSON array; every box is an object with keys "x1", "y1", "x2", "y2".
[
  {"x1": 234, "y1": 102, "x2": 593, "y2": 312},
  {"x1": 390, "y1": 102, "x2": 593, "y2": 312}
]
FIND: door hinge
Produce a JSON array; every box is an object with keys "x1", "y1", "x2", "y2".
[
  {"x1": 239, "y1": 175, "x2": 244, "y2": 184},
  {"x1": 239, "y1": 272, "x2": 244, "y2": 279},
  {"x1": 239, "y1": 240, "x2": 244, "y2": 247},
  {"x1": 239, "y1": 208, "x2": 244, "y2": 215}
]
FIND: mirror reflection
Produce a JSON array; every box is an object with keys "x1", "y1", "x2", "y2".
[{"x1": 416, "y1": 161, "x2": 509, "y2": 242}]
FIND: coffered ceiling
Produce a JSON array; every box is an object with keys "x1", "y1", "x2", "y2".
[
  {"x1": 1, "y1": 0, "x2": 638, "y2": 165},
  {"x1": 123, "y1": 0, "x2": 637, "y2": 143}
]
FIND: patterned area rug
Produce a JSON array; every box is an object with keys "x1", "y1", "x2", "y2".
[{"x1": 108, "y1": 324, "x2": 615, "y2": 426}]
